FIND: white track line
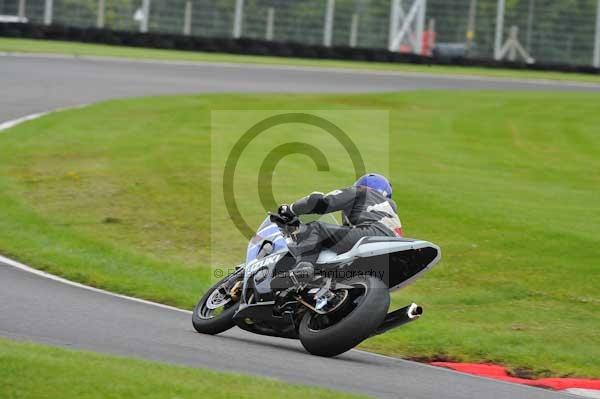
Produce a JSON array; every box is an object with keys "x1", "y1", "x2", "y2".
[
  {"x1": 0, "y1": 104, "x2": 89, "y2": 133},
  {"x1": 0, "y1": 111, "x2": 49, "y2": 131},
  {"x1": 565, "y1": 389, "x2": 600, "y2": 398},
  {"x1": 0, "y1": 254, "x2": 192, "y2": 315},
  {"x1": 2, "y1": 51, "x2": 600, "y2": 89}
]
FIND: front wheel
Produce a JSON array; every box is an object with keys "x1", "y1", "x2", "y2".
[
  {"x1": 299, "y1": 275, "x2": 389, "y2": 357},
  {"x1": 192, "y1": 273, "x2": 242, "y2": 335}
]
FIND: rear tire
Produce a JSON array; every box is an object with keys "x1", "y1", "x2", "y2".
[
  {"x1": 192, "y1": 275, "x2": 241, "y2": 335},
  {"x1": 298, "y1": 275, "x2": 389, "y2": 357}
]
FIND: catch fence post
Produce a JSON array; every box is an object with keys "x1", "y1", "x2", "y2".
[
  {"x1": 349, "y1": 13, "x2": 358, "y2": 47},
  {"x1": 415, "y1": 0, "x2": 426, "y2": 54},
  {"x1": 18, "y1": 0, "x2": 26, "y2": 20},
  {"x1": 233, "y1": 0, "x2": 244, "y2": 38},
  {"x1": 594, "y1": 0, "x2": 600, "y2": 68},
  {"x1": 265, "y1": 7, "x2": 274, "y2": 41},
  {"x1": 183, "y1": 0, "x2": 192, "y2": 36},
  {"x1": 388, "y1": 0, "x2": 400, "y2": 51},
  {"x1": 466, "y1": 0, "x2": 476, "y2": 48},
  {"x1": 43, "y1": 0, "x2": 53, "y2": 25},
  {"x1": 494, "y1": 0, "x2": 505, "y2": 60},
  {"x1": 323, "y1": 0, "x2": 335, "y2": 47},
  {"x1": 97, "y1": 0, "x2": 105, "y2": 28},
  {"x1": 140, "y1": 0, "x2": 150, "y2": 32},
  {"x1": 525, "y1": 0, "x2": 535, "y2": 53}
]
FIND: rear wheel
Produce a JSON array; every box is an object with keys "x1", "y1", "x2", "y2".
[
  {"x1": 298, "y1": 275, "x2": 389, "y2": 357},
  {"x1": 192, "y1": 274, "x2": 242, "y2": 335}
]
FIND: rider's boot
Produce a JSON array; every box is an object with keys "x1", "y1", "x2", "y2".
[
  {"x1": 289, "y1": 261, "x2": 314, "y2": 284},
  {"x1": 270, "y1": 261, "x2": 315, "y2": 292}
]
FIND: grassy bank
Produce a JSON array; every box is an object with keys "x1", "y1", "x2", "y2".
[
  {"x1": 1, "y1": 37, "x2": 600, "y2": 83},
  {"x1": 0, "y1": 91, "x2": 598, "y2": 377},
  {"x1": 0, "y1": 339, "x2": 367, "y2": 399}
]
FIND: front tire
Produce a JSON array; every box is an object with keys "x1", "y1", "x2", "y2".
[
  {"x1": 192, "y1": 275, "x2": 241, "y2": 335},
  {"x1": 299, "y1": 275, "x2": 389, "y2": 357}
]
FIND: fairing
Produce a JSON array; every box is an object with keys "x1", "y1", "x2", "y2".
[
  {"x1": 245, "y1": 216, "x2": 288, "y2": 264},
  {"x1": 245, "y1": 214, "x2": 339, "y2": 264}
]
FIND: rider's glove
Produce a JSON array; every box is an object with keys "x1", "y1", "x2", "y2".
[{"x1": 277, "y1": 204, "x2": 295, "y2": 223}]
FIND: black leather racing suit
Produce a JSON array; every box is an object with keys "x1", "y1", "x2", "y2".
[{"x1": 288, "y1": 186, "x2": 403, "y2": 263}]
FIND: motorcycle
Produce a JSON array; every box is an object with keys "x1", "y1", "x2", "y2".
[{"x1": 192, "y1": 213, "x2": 441, "y2": 357}]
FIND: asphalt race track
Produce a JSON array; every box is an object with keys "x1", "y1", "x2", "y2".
[
  {"x1": 0, "y1": 265, "x2": 568, "y2": 399},
  {"x1": 1, "y1": 53, "x2": 596, "y2": 398},
  {"x1": 2, "y1": 53, "x2": 600, "y2": 121}
]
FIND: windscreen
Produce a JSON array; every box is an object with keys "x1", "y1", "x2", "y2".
[{"x1": 245, "y1": 216, "x2": 287, "y2": 264}]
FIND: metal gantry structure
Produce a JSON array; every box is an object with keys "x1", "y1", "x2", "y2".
[
  {"x1": 493, "y1": 0, "x2": 533, "y2": 63},
  {"x1": 388, "y1": 0, "x2": 427, "y2": 54}
]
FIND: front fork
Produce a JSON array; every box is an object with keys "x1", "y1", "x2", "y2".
[{"x1": 220, "y1": 266, "x2": 245, "y2": 302}]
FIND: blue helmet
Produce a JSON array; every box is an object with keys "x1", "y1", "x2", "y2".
[{"x1": 354, "y1": 173, "x2": 392, "y2": 198}]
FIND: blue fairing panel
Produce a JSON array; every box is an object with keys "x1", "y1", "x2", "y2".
[{"x1": 246, "y1": 216, "x2": 288, "y2": 264}]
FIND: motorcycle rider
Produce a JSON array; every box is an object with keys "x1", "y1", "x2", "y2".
[{"x1": 275, "y1": 173, "x2": 403, "y2": 274}]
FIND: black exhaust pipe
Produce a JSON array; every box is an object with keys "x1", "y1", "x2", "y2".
[{"x1": 373, "y1": 303, "x2": 423, "y2": 336}]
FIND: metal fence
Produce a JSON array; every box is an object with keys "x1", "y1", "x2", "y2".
[{"x1": 1, "y1": 0, "x2": 599, "y2": 67}]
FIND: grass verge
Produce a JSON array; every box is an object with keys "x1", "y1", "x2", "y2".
[
  {"x1": 0, "y1": 91, "x2": 598, "y2": 377},
  {"x1": 0, "y1": 338, "x2": 367, "y2": 399},
  {"x1": 1, "y1": 37, "x2": 600, "y2": 83}
]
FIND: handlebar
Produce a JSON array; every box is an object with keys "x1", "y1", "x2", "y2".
[{"x1": 269, "y1": 212, "x2": 300, "y2": 234}]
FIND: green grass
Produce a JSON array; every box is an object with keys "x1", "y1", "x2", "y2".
[
  {"x1": 2, "y1": 37, "x2": 600, "y2": 83},
  {"x1": 0, "y1": 338, "x2": 367, "y2": 399},
  {"x1": 0, "y1": 91, "x2": 598, "y2": 378}
]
